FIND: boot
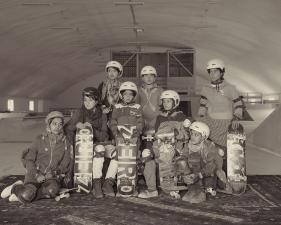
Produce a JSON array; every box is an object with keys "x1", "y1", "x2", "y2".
[
  {"x1": 92, "y1": 178, "x2": 103, "y2": 198},
  {"x1": 102, "y1": 178, "x2": 115, "y2": 197},
  {"x1": 138, "y1": 190, "x2": 158, "y2": 199},
  {"x1": 189, "y1": 189, "x2": 206, "y2": 203}
]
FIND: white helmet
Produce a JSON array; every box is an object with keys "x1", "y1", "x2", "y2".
[
  {"x1": 141, "y1": 66, "x2": 157, "y2": 76},
  {"x1": 105, "y1": 61, "x2": 123, "y2": 76},
  {"x1": 119, "y1": 81, "x2": 138, "y2": 99},
  {"x1": 206, "y1": 59, "x2": 225, "y2": 72},
  {"x1": 45, "y1": 111, "x2": 64, "y2": 124},
  {"x1": 189, "y1": 121, "x2": 210, "y2": 140},
  {"x1": 160, "y1": 90, "x2": 180, "y2": 109}
]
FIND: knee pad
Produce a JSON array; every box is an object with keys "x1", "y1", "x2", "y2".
[
  {"x1": 175, "y1": 158, "x2": 191, "y2": 175},
  {"x1": 104, "y1": 144, "x2": 117, "y2": 160},
  {"x1": 94, "y1": 145, "x2": 105, "y2": 158},
  {"x1": 15, "y1": 184, "x2": 36, "y2": 203},
  {"x1": 141, "y1": 148, "x2": 153, "y2": 163},
  {"x1": 44, "y1": 180, "x2": 60, "y2": 198}
]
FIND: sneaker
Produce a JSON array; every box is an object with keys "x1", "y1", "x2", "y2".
[
  {"x1": 8, "y1": 194, "x2": 19, "y2": 202},
  {"x1": 1, "y1": 180, "x2": 23, "y2": 199},
  {"x1": 102, "y1": 178, "x2": 115, "y2": 197},
  {"x1": 205, "y1": 187, "x2": 216, "y2": 196},
  {"x1": 92, "y1": 178, "x2": 103, "y2": 198},
  {"x1": 138, "y1": 190, "x2": 158, "y2": 199}
]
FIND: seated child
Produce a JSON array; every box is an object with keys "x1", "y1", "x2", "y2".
[
  {"x1": 179, "y1": 121, "x2": 226, "y2": 203},
  {"x1": 1, "y1": 111, "x2": 72, "y2": 203},
  {"x1": 64, "y1": 87, "x2": 117, "y2": 198}
]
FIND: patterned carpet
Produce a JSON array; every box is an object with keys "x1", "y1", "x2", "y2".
[{"x1": 1, "y1": 175, "x2": 281, "y2": 225}]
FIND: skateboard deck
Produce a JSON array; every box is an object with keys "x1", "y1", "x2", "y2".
[
  {"x1": 116, "y1": 125, "x2": 138, "y2": 197},
  {"x1": 74, "y1": 122, "x2": 93, "y2": 193},
  {"x1": 227, "y1": 123, "x2": 247, "y2": 195}
]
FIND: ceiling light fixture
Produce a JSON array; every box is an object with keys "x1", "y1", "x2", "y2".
[
  {"x1": 121, "y1": 26, "x2": 144, "y2": 32},
  {"x1": 114, "y1": 1, "x2": 144, "y2": 6},
  {"x1": 49, "y1": 27, "x2": 74, "y2": 30},
  {"x1": 22, "y1": 3, "x2": 51, "y2": 6}
]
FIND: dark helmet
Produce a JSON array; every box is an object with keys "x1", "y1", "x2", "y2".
[{"x1": 82, "y1": 87, "x2": 100, "y2": 102}]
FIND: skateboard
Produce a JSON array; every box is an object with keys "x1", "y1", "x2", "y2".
[
  {"x1": 156, "y1": 132, "x2": 188, "y2": 197},
  {"x1": 116, "y1": 124, "x2": 138, "y2": 197},
  {"x1": 55, "y1": 188, "x2": 78, "y2": 201},
  {"x1": 74, "y1": 122, "x2": 93, "y2": 193},
  {"x1": 227, "y1": 123, "x2": 247, "y2": 195}
]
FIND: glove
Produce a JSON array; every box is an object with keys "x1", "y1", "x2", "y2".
[
  {"x1": 102, "y1": 107, "x2": 111, "y2": 114},
  {"x1": 45, "y1": 172, "x2": 54, "y2": 180},
  {"x1": 183, "y1": 173, "x2": 202, "y2": 185},
  {"x1": 35, "y1": 172, "x2": 45, "y2": 183},
  {"x1": 63, "y1": 173, "x2": 72, "y2": 187}
]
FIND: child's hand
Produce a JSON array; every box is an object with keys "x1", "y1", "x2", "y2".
[
  {"x1": 35, "y1": 173, "x2": 45, "y2": 183},
  {"x1": 102, "y1": 107, "x2": 111, "y2": 114},
  {"x1": 76, "y1": 122, "x2": 84, "y2": 129},
  {"x1": 231, "y1": 120, "x2": 240, "y2": 130}
]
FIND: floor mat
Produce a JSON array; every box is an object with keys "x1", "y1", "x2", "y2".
[{"x1": 1, "y1": 175, "x2": 281, "y2": 225}]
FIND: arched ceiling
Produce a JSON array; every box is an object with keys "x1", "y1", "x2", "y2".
[{"x1": 0, "y1": 0, "x2": 280, "y2": 99}]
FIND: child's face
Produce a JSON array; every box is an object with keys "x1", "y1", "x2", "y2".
[
  {"x1": 142, "y1": 74, "x2": 156, "y2": 85},
  {"x1": 83, "y1": 96, "x2": 97, "y2": 110},
  {"x1": 122, "y1": 90, "x2": 134, "y2": 104},
  {"x1": 107, "y1": 67, "x2": 119, "y2": 80},
  {"x1": 162, "y1": 98, "x2": 174, "y2": 111},
  {"x1": 209, "y1": 68, "x2": 222, "y2": 82},
  {"x1": 49, "y1": 117, "x2": 63, "y2": 134},
  {"x1": 190, "y1": 130, "x2": 203, "y2": 145}
]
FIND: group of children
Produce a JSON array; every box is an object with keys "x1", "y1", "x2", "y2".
[{"x1": 1, "y1": 58, "x2": 243, "y2": 204}]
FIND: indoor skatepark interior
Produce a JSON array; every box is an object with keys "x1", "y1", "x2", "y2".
[{"x1": 1, "y1": 1, "x2": 281, "y2": 224}]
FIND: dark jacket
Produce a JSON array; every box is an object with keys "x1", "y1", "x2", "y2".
[
  {"x1": 64, "y1": 106, "x2": 109, "y2": 143},
  {"x1": 22, "y1": 133, "x2": 72, "y2": 183}
]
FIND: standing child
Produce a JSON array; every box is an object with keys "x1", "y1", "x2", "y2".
[
  {"x1": 1, "y1": 111, "x2": 72, "y2": 203},
  {"x1": 98, "y1": 60, "x2": 123, "y2": 117},
  {"x1": 180, "y1": 121, "x2": 225, "y2": 203},
  {"x1": 64, "y1": 87, "x2": 117, "y2": 198},
  {"x1": 109, "y1": 81, "x2": 144, "y2": 195},
  {"x1": 138, "y1": 90, "x2": 190, "y2": 198},
  {"x1": 110, "y1": 81, "x2": 143, "y2": 144},
  {"x1": 197, "y1": 59, "x2": 244, "y2": 172},
  {"x1": 137, "y1": 65, "x2": 163, "y2": 135}
]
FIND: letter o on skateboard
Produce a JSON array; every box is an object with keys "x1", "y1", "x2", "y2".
[{"x1": 94, "y1": 145, "x2": 105, "y2": 158}]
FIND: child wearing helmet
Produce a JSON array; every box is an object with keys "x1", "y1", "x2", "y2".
[
  {"x1": 197, "y1": 59, "x2": 244, "y2": 172},
  {"x1": 180, "y1": 121, "x2": 226, "y2": 203},
  {"x1": 64, "y1": 87, "x2": 117, "y2": 198},
  {"x1": 98, "y1": 61, "x2": 123, "y2": 116},
  {"x1": 1, "y1": 111, "x2": 73, "y2": 203},
  {"x1": 137, "y1": 65, "x2": 163, "y2": 135},
  {"x1": 138, "y1": 90, "x2": 191, "y2": 199},
  {"x1": 110, "y1": 81, "x2": 144, "y2": 140}
]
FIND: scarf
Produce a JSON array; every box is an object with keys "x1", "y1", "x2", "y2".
[
  {"x1": 45, "y1": 126, "x2": 65, "y2": 150},
  {"x1": 101, "y1": 78, "x2": 122, "y2": 106},
  {"x1": 211, "y1": 80, "x2": 224, "y2": 92}
]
